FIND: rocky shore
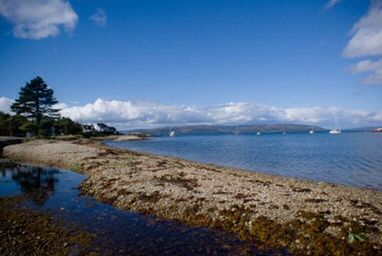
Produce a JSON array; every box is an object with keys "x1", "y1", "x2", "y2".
[
  {"x1": 0, "y1": 195, "x2": 96, "y2": 256},
  {"x1": 3, "y1": 139, "x2": 382, "y2": 255}
]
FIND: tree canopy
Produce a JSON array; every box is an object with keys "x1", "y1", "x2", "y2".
[
  {"x1": 11, "y1": 76, "x2": 59, "y2": 125},
  {"x1": 0, "y1": 111, "x2": 83, "y2": 137},
  {"x1": 0, "y1": 112, "x2": 32, "y2": 136},
  {"x1": 2, "y1": 76, "x2": 84, "y2": 137}
]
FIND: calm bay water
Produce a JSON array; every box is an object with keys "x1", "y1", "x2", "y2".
[{"x1": 107, "y1": 132, "x2": 382, "y2": 191}]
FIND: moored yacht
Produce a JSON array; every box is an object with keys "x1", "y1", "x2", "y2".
[
  {"x1": 169, "y1": 128, "x2": 176, "y2": 137},
  {"x1": 329, "y1": 118, "x2": 341, "y2": 135}
]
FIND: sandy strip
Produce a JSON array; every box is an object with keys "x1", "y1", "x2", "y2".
[
  {"x1": 3, "y1": 139, "x2": 382, "y2": 255},
  {"x1": 112, "y1": 135, "x2": 149, "y2": 141}
]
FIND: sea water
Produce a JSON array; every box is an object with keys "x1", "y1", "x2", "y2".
[{"x1": 107, "y1": 132, "x2": 382, "y2": 191}]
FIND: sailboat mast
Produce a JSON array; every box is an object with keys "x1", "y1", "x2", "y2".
[{"x1": 335, "y1": 117, "x2": 341, "y2": 131}]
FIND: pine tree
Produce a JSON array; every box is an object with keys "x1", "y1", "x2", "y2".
[{"x1": 11, "y1": 76, "x2": 60, "y2": 125}]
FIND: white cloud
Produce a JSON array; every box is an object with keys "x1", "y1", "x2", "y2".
[
  {"x1": 344, "y1": 1, "x2": 382, "y2": 58},
  {"x1": 1, "y1": 96, "x2": 380, "y2": 128},
  {"x1": 0, "y1": 0, "x2": 78, "y2": 39},
  {"x1": 343, "y1": 0, "x2": 382, "y2": 85},
  {"x1": 59, "y1": 99, "x2": 207, "y2": 127},
  {"x1": 284, "y1": 106, "x2": 375, "y2": 125},
  {"x1": 58, "y1": 98, "x2": 382, "y2": 129},
  {"x1": 350, "y1": 58, "x2": 382, "y2": 84},
  {"x1": 323, "y1": 0, "x2": 341, "y2": 10},
  {"x1": 0, "y1": 97, "x2": 13, "y2": 113},
  {"x1": 89, "y1": 9, "x2": 107, "y2": 27}
]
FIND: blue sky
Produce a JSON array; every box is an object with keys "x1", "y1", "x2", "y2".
[{"x1": 0, "y1": 0, "x2": 382, "y2": 128}]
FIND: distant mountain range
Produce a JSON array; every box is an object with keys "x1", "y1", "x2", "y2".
[
  {"x1": 342, "y1": 126, "x2": 382, "y2": 132},
  {"x1": 126, "y1": 124, "x2": 327, "y2": 137}
]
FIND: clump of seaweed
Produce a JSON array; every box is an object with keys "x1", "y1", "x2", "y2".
[
  {"x1": 117, "y1": 189, "x2": 132, "y2": 197},
  {"x1": 154, "y1": 174, "x2": 198, "y2": 191},
  {"x1": 137, "y1": 191, "x2": 163, "y2": 203},
  {"x1": 291, "y1": 186, "x2": 312, "y2": 193},
  {"x1": 252, "y1": 179, "x2": 272, "y2": 186},
  {"x1": 304, "y1": 198, "x2": 327, "y2": 203},
  {"x1": 234, "y1": 193, "x2": 249, "y2": 200},
  {"x1": 350, "y1": 200, "x2": 381, "y2": 215}
]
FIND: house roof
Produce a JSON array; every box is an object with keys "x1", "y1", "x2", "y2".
[{"x1": 96, "y1": 123, "x2": 109, "y2": 128}]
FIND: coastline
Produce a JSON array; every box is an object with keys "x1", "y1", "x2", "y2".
[
  {"x1": 3, "y1": 139, "x2": 382, "y2": 255},
  {"x1": 0, "y1": 136, "x2": 23, "y2": 155}
]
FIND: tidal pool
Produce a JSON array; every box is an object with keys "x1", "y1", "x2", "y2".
[{"x1": 0, "y1": 164, "x2": 289, "y2": 255}]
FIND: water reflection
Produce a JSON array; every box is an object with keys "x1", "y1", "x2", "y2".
[
  {"x1": 1, "y1": 166, "x2": 59, "y2": 204},
  {"x1": 0, "y1": 165, "x2": 290, "y2": 255}
]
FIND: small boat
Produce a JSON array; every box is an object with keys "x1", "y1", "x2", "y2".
[
  {"x1": 256, "y1": 132, "x2": 261, "y2": 136},
  {"x1": 169, "y1": 128, "x2": 175, "y2": 137},
  {"x1": 329, "y1": 118, "x2": 341, "y2": 135},
  {"x1": 309, "y1": 130, "x2": 314, "y2": 134}
]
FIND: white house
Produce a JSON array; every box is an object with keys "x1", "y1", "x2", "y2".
[
  {"x1": 81, "y1": 124, "x2": 95, "y2": 133},
  {"x1": 93, "y1": 123, "x2": 116, "y2": 133},
  {"x1": 81, "y1": 123, "x2": 116, "y2": 134}
]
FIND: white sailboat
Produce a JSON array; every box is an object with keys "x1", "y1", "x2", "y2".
[
  {"x1": 329, "y1": 118, "x2": 341, "y2": 135},
  {"x1": 169, "y1": 128, "x2": 176, "y2": 137},
  {"x1": 309, "y1": 126, "x2": 314, "y2": 134}
]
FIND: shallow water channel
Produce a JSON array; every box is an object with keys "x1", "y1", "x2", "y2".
[{"x1": 0, "y1": 164, "x2": 289, "y2": 255}]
